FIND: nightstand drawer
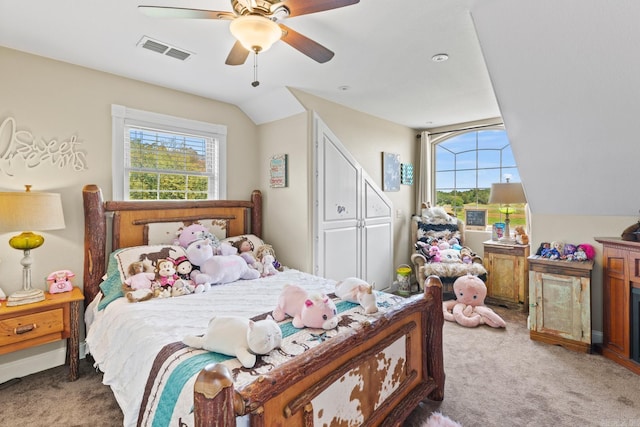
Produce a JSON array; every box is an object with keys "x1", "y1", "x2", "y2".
[{"x1": 0, "y1": 308, "x2": 65, "y2": 347}]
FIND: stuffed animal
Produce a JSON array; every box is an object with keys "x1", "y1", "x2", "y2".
[
  {"x1": 439, "y1": 248, "x2": 462, "y2": 263},
  {"x1": 155, "y1": 258, "x2": 179, "y2": 290},
  {"x1": 123, "y1": 261, "x2": 156, "y2": 290},
  {"x1": 175, "y1": 224, "x2": 210, "y2": 248},
  {"x1": 514, "y1": 226, "x2": 529, "y2": 245},
  {"x1": 256, "y1": 244, "x2": 279, "y2": 276},
  {"x1": 442, "y1": 274, "x2": 506, "y2": 328},
  {"x1": 183, "y1": 315, "x2": 282, "y2": 368},
  {"x1": 428, "y1": 245, "x2": 441, "y2": 263},
  {"x1": 272, "y1": 284, "x2": 340, "y2": 329},
  {"x1": 335, "y1": 277, "x2": 378, "y2": 314},
  {"x1": 186, "y1": 238, "x2": 260, "y2": 287},
  {"x1": 124, "y1": 288, "x2": 155, "y2": 303}
]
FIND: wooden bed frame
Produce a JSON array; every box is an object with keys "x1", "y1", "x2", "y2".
[{"x1": 82, "y1": 184, "x2": 445, "y2": 427}]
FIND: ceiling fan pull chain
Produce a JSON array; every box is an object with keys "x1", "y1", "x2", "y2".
[{"x1": 251, "y1": 52, "x2": 260, "y2": 87}]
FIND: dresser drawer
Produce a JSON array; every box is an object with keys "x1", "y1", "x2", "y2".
[{"x1": 0, "y1": 308, "x2": 65, "y2": 347}]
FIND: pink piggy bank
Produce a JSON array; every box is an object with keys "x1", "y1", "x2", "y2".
[{"x1": 272, "y1": 284, "x2": 340, "y2": 329}]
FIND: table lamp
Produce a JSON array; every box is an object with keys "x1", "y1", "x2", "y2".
[
  {"x1": 0, "y1": 185, "x2": 65, "y2": 306},
  {"x1": 488, "y1": 179, "x2": 526, "y2": 243}
]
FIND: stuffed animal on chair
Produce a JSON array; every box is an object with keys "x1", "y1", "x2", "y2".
[{"x1": 442, "y1": 274, "x2": 506, "y2": 328}]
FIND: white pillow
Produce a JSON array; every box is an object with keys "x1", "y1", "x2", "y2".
[{"x1": 220, "y1": 234, "x2": 265, "y2": 256}]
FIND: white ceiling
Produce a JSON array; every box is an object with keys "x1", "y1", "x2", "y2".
[{"x1": 0, "y1": 0, "x2": 501, "y2": 129}]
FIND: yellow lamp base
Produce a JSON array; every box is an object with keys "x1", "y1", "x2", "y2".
[
  {"x1": 7, "y1": 288, "x2": 45, "y2": 306},
  {"x1": 9, "y1": 232, "x2": 45, "y2": 251}
]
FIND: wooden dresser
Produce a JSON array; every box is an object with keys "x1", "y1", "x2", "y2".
[{"x1": 595, "y1": 237, "x2": 640, "y2": 375}]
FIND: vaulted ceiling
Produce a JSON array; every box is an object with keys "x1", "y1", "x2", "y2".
[{"x1": 0, "y1": 0, "x2": 500, "y2": 129}]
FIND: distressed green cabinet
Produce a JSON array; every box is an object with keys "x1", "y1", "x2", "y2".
[{"x1": 528, "y1": 256, "x2": 593, "y2": 353}]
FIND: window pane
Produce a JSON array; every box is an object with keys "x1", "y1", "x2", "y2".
[{"x1": 433, "y1": 129, "x2": 524, "y2": 228}]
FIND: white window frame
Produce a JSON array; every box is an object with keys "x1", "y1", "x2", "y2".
[{"x1": 111, "y1": 105, "x2": 227, "y2": 200}]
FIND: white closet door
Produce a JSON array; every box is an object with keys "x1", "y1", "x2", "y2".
[
  {"x1": 314, "y1": 114, "x2": 394, "y2": 289},
  {"x1": 315, "y1": 117, "x2": 361, "y2": 280}
]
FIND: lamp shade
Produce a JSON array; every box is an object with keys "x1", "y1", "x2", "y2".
[
  {"x1": 0, "y1": 189, "x2": 66, "y2": 233},
  {"x1": 229, "y1": 15, "x2": 282, "y2": 53},
  {"x1": 488, "y1": 182, "x2": 527, "y2": 205}
]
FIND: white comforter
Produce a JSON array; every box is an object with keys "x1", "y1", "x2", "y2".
[{"x1": 85, "y1": 269, "x2": 337, "y2": 427}]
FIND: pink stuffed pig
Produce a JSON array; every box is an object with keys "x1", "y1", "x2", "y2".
[{"x1": 272, "y1": 284, "x2": 340, "y2": 329}]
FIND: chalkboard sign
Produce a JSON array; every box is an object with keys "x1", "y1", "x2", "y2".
[{"x1": 464, "y1": 209, "x2": 488, "y2": 230}]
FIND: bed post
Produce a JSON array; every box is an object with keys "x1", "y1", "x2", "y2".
[
  {"x1": 82, "y1": 184, "x2": 107, "y2": 310},
  {"x1": 194, "y1": 364, "x2": 238, "y2": 427},
  {"x1": 423, "y1": 275, "x2": 445, "y2": 401},
  {"x1": 251, "y1": 190, "x2": 262, "y2": 238}
]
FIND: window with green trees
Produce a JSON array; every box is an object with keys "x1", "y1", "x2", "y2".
[
  {"x1": 434, "y1": 129, "x2": 525, "y2": 228},
  {"x1": 111, "y1": 105, "x2": 226, "y2": 201}
]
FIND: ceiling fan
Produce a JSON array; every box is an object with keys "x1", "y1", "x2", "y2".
[{"x1": 138, "y1": 0, "x2": 360, "y2": 66}]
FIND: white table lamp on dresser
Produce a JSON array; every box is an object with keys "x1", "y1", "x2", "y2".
[{"x1": 0, "y1": 185, "x2": 65, "y2": 306}]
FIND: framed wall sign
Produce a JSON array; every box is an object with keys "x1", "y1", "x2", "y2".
[
  {"x1": 269, "y1": 154, "x2": 288, "y2": 188},
  {"x1": 401, "y1": 163, "x2": 414, "y2": 185},
  {"x1": 382, "y1": 152, "x2": 400, "y2": 192},
  {"x1": 464, "y1": 209, "x2": 488, "y2": 230}
]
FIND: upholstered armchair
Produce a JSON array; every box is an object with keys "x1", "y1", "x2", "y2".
[{"x1": 410, "y1": 207, "x2": 487, "y2": 297}]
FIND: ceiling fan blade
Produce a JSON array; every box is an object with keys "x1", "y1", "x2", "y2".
[
  {"x1": 275, "y1": 0, "x2": 359, "y2": 17},
  {"x1": 225, "y1": 41, "x2": 250, "y2": 66},
  {"x1": 138, "y1": 6, "x2": 235, "y2": 20},
  {"x1": 279, "y1": 24, "x2": 334, "y2": 63}
]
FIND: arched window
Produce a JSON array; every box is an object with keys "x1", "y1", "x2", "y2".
[{"x1": 429, "y1": 127, "x2": 525, "y2": 229}]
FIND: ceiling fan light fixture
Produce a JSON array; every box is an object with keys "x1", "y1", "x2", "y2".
[{"x1": 230, "y1": 15, "x2": 282, "y2": 53}]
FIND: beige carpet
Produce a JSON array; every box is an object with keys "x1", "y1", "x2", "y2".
[{"x1": 3, "y1": 305, "x2": 640, "y2": 426}]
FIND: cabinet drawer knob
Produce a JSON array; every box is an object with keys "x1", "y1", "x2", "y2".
[{"x1": 14, "y1": 323, "x2": 37, "y2": 335}]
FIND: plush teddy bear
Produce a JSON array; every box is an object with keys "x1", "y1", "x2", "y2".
[
  {"x1": 442, "y1": 274, "x2": 506, "y2": 328},
  {"x1": 186, "y1": 238, "x2": 260, "y2": 288},
  {"x1": 272, "y1": 284, "x2": 340, "y2": 329},
  {"x1": 335, "y1": 277, "x2": 378, "y2": 314},
  {"x1": 183, "y1": 315, "x2": 282, "y2": 368}
]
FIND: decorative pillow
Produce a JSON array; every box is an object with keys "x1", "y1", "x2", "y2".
[
  {"x1": 98, "y1": 245, "x2": 187, "y2": 311},
  {"x1": 145, "y1": 219, "x2": 230, "y2": 245},
  {"x1": 220, "y1": 234, "x2": 266, "y2": 257}
]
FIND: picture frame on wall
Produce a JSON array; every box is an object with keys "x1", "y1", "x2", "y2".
[
  {"x1": 270, "y1": 154, "x2": 288, "y2": 188},
  {"x1": 382, "y1": 152, "x2": 400, "y2": 192}
]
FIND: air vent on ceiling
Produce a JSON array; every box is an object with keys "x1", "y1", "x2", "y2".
[{"x1": 137, "y1": 36, "x2": 193, "y2": 61}]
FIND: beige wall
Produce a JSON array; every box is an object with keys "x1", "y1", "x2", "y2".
[
  {"x1": 257, "y1": 112, "x2": 311, "y2": 272},
  {"x1": 0, "y1": 46, "x2": 260, "y2": 370}
]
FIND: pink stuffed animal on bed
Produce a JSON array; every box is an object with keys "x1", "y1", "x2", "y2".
[{"x1": 272, "y1": 284, "x2": 340, "y2": 329}]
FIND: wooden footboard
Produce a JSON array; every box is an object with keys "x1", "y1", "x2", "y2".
[{"x1": 194, "y1": 276, "x2": 444, "y2": 427}]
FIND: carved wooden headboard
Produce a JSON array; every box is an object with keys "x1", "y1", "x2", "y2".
[{"x1": 82, "y1": 184, "x2": 262, "y2": 308}]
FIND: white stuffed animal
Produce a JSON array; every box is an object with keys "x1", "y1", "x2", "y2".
[
  {"x1": 335, "y1": 277, "x2": 378, "y2": 314},
  {"x1": 185, "y1": 238, "x2": 260, "y2": 288},
  {"x1": 183, "y1": 315, "x2": 282, "y2": 368}
]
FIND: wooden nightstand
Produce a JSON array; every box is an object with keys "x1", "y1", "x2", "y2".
[
  {"x1": 0, "y1": 287, "x2": 83, "y2": 381},
  {"x1": 483, "y1": 240, "x2": 530, "y2": 311}
]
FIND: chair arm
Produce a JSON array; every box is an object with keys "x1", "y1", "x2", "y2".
[{"x1": 411, "y1": 253, "x2": 427, "y2": 290}]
